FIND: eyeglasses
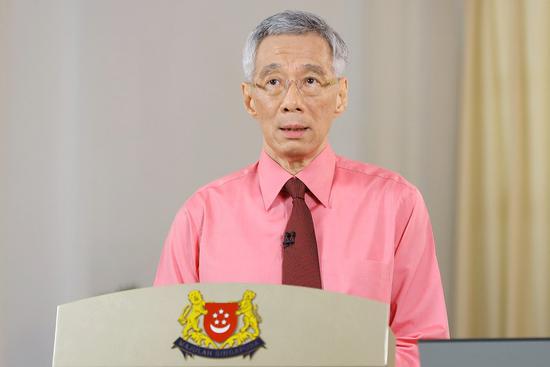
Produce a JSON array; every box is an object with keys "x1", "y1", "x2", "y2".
[{"x1": 252, "y1": 77, "x2": 339, "y2": 98}]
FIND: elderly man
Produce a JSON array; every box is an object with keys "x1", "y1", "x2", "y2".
[{"x1": 155, "y1": 10, "x2": 449, "y2": 366}]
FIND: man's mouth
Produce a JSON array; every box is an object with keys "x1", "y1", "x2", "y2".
[
  {"x1": 280, "y1": 127, "x2": 308, "y2": 131},
  {"x1": 279, "y1": 126, "x2": 309, "y2": 138}
]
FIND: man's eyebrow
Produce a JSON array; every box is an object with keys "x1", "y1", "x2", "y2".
[
  {"x1": 257, "y1": 63, "x2": 329, "y2": 79},
  {"x1": 257, "y1": 63, "x2": 282, "y2": 79},
  {"x1": 301, "y1": 64, "x2": 328, "y2": 76}
]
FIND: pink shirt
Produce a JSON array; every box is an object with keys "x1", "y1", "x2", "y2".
[{"x1": 154, "y1": 145, "x2": 449, "y2": 366}]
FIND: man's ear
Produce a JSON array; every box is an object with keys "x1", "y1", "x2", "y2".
[
  {"x1": 242, "y1": 82, "x2": 257, "y2": 116},
  {"x1": 335, "y1": 78, "x2": 348, "y2": 114}
]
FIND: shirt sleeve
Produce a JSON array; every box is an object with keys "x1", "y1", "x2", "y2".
[
  {"x1": 390, "y1": 187, "x2": 450, "y2": 366},
  {"x1": 153, "y1": 197, "x2": 202, "y2": 286}
]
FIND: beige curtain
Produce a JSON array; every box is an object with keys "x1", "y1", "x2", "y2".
[{"x1": 456, "y1": 0, "x2": 550, "y2": 338}]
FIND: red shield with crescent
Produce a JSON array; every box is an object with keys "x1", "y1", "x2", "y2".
[{"x1": 204, "y1": 302, "x2": 239, "y2": 343}]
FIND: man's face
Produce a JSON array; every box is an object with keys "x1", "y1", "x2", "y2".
[{"x1": 242, "y1": 33, "x2": 348, "y2": 163}]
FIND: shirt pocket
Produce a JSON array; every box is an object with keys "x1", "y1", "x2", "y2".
[{"x1": 322, "y1": 259, "x2": 393, "y2": 303}]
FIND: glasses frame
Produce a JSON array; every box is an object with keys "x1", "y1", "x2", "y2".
[{"x1": 251, "y1": 77, "x2": 340, "y2": 98}]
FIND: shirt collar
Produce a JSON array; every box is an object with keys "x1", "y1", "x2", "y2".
[{"x1": 257, "y1": 145, "x2": 336, "y2": 211}]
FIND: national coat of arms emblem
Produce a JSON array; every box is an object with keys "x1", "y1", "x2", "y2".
[{"x1": 172, "y1": 289, "x2": 266, "y2": 359}]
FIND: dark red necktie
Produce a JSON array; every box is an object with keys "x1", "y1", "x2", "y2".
[{"x1": 282, "y1": 177, "x2": 322, "y2": 289}]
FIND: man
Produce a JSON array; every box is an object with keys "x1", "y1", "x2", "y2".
[{"x1": 155, "y1": 10, "x2": 449, "y2": 366}]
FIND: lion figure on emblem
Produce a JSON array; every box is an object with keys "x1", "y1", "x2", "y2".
[
  {"x1": 221, "y1": 290, "x2": 262, "y2": 348},
  {"x1": 178, "y1": 290, "x2": 216, "y2": 348},
  {"x1": 238, "y1": 290, "x2": 262, "y2": 337}
]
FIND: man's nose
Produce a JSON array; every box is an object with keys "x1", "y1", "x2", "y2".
[{"x1": 280, "y1": 81, "x2": 304, "y2": 113}]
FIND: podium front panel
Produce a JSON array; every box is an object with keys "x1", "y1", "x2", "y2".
[{"x1": 53, "y1": 283, "x2": 394, "y2": 366}]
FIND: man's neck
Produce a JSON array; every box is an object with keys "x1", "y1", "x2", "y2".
[{"x1": 263, "y1": 143, "x2": 326, "y2": 176}]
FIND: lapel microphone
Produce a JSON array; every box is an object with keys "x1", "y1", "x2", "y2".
[{"x1": 283, "y1": 231, "x2": 296, "y2": 248}]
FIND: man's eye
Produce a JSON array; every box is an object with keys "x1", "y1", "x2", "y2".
[
  {"x1": 267, "y1": 79, "x2": 280, "y2": 86},
  {"x1": 305, "y1": 77, "x2": 320, "y2": 85}
]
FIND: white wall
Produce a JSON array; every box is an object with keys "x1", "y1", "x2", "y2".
[{"x1": 0, "y1": 1, "x2": 463, "y2": 366}]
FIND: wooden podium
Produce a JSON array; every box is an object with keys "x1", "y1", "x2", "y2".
[{"x1": 52, "y1": 283, "x2": 395, "y2": 366}]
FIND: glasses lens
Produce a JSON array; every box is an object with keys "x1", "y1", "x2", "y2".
[
  {"x1": 260, "y1": 79, "x2": 284, "y2": 96},
  {"x1": 256, "y1": 78, "x2": 335, "y2": 97},
  {"x1": 300, "y1": 79, "x2": 323, "y2": 96}
]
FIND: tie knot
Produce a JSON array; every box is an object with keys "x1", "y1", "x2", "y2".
[{"x1": 284, "y1": 177, "x2": 306, "y2": 199}]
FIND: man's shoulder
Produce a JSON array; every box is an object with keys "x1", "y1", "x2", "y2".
[
  {"x1": 185, "y1": 161, "x2": 259, "y2": 204},
  {"x1": 335, "y1": 155, "x2": 418, "y2": 194}
]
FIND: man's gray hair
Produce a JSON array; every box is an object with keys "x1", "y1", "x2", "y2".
[{"x1": 242, "y1": 10, "x2": 349, "y2": 81}]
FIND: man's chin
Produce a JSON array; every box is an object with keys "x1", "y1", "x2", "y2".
[
  {"x1": 264, "y1": 139, "x2": 325, "y2": 163},
  {"x1": 277, "y1": 145, "x2": 320, "y2": 163}
]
